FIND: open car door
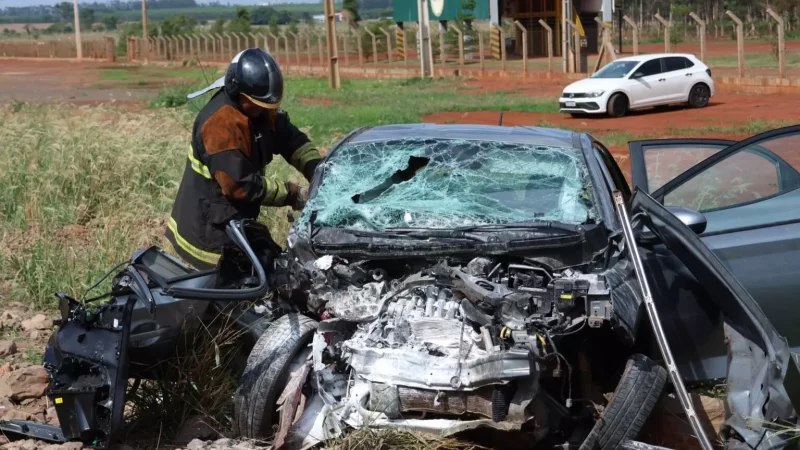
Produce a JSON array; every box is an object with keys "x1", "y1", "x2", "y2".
[
  {"x1": 629, "y1": 188, "x2": 800, "y2": 450},
  {"x1": 628, "y1": 125, "x2": 800, "y2": 374}
]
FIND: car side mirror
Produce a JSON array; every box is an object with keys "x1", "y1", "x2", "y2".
[
  {"x1": 631, "y1": 72, "x2": 644, "y2": 79},
  {"x1": 667, "y1": 206, "x2": 707, "y2": 234}
]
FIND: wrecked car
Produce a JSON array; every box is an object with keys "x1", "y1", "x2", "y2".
[
  {"x1": 3, "y1": 124, "x2": 800, "y2": 450},
  {"x1": 233, "y1": 124, "x2": 800, "y2": 449}
]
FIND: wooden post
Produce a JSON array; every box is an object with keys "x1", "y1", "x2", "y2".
[
  {"x1": 439, "y1": 25, "x2": 445, "y2": 70},
  {"x1": 726, "y1": 10, "x2": 744, "y2": 77},
  {"x1": 202, "y1": 34, "x2": 210, "y2": 60},
  {"x1": 539, "y1": 19, "x2": 553, "y2": 72},
  {"x1": 655, "y1": 13, "x2": 670, "y2": 53},
  {"x1": 450, "y1": 24, "x2": 464, "y2": 70},
  {"x1": 566, "y1": 19, "x2": 577, "y2": 73},
  {"x1": 513, "y1": 21, "x2": 527, "y2": 76},
  {"x1": 343, "y1": 34, "x2": 349, "y2": 66},
  {"x1": 365, "y1": 28, "x2": 378, "y2": 64},
  {"x1": 324, "y1": 0, "x2": 340, "y2": 87},
  {"x1": 357, "y1": 28, "x2": 364, "y2": 66},
  {"x1": 594, "y1": 16, "x2": 603, "y2": 52},
  {"x1": 492, "y1": 22, "x2": 505, "y2": 72},
  {"x1": 141, "y1": 0, "x2": 148, "y2": 61},
  {"x1": 214, "y1": 33, "x2": 224, "y2": 61},
  {"x1": 305, "y1": 31, "x2": 313, "y2": 65},
  {"x1": 478, "y1": 29, "x2": 485, "y2": 74},
  {"x1": 73, "y1": 0, "x2": 82, "y2": 60},
  {"x1": 399, "y1": 26, "x2": 408, "y2": 66},
  {"x1": 689, "y1": 12, "x2": 706, "y2": 62},
  {"x1": 318, "y1": 31, "x2": 324, "y2": 67},
  {"x1": 380, "y1": 27, "x2": 393, "y2": 64},
  {"x1": 233, "y1": 32, "x2": 241, "y2": 53},
  {"x1": 268, "y1": 32, "x2": 280, "y2": 60},
  {"x1": 248, "y1": 32, "x2": 259, "y2": 50},
  {"x1": 767, "y1": 7, "x2": 785, "y2": 78},
  {"x1": 622, "y1": 15, "x2": 639, "y2": 55}
]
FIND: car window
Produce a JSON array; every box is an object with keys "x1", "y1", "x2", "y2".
[
  {"x1": 664, "y1": 56, "x2": 693, "y2": 72},
  {"x1": 643, "y1": 144, "x2": 727, "y2": 192},
  {"x1": 663, "y1": 132, "x2": 800, "y2": 234},
  {"x1": 635, "y1": 59, "x2": 663, "y2": 77}
]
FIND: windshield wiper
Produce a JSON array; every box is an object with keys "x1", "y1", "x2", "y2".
[
  {"x1": 387, "y1": 220, "x2": 584, "y2": 234},
  {"x1": 346, "y1": 228, "x2": 490, "y2": 242}
]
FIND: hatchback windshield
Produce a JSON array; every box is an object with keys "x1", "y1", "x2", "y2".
[
  {"x1": 591, "y1": 60, "x2": 639, "y2": 78},
  {"x1": 294, "y1": 138, "x2": 597, "y2": 233}
]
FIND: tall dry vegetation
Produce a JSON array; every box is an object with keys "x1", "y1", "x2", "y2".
[{"x1": 0, "y1": 103, "x2": 296, "y2": 309}]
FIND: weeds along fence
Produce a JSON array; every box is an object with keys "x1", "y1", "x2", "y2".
[{"x1": 0, "y1": 37, "x2": 116, "y2": 61}]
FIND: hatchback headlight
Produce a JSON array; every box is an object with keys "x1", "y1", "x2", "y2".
[{"x1": 586, "y1": 90, "x2": 605, "y2": 98}]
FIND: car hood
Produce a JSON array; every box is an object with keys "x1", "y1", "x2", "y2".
[{"x1": 562, "y1": 77, "x2": 623, "y2": 94}]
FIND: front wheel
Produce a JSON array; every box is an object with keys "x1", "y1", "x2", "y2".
[
  {"x1": 607, "y1": 94, "x2": 629, "y2": 118},
  {"x1": 579, "y1": 354, "x2": 668, "y2": 450},
  {"x1": 234, "y1": 313, "x2": 318, "y2": 439},
  {"x1": 688, "y1": 84, "x2": 711, "y2": 108}
]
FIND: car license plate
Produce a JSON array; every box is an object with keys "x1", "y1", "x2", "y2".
[{"x1": 565, "y1": 101, "x2": 576, "y2": 107}]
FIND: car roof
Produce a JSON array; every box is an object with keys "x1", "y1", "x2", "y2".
[
  {"x1": 614, "y1": 52, "x2": 699, "y2": 63},
  {"x1": 347, "y1": 123, "x2": 578, "y2": 148}
]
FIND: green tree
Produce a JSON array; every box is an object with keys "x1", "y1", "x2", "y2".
[
  {"x1": 210, "y1": 16, "x2": 225, "y2": 35},
  {"x1": 78, "y1": 8, "x2": 95, "y2": 30},
  {"x1": 269, "y1": 15, "x2": 280, "y2": 36},
  {"x1": 101, "y1": 14, "x2": 119, "y2": 31},
  {"x1": 55, "y1": 2, "x2": 73, "y2": 23},
  {"x1": 252, "y1": 6, "x2": 277, "y2": 25},
  {"x1": 227, "y1": 7, "x2": 252, "y2": 33},
  {"x1": 342, "y1": 0, "x2": 361, "y2": 27},
  {"x1": 160, "y1": 14, "x2": 197, "y2": 36},
  {"x1": 287, "y1": 17, "x2": 299, "y2": 35}
]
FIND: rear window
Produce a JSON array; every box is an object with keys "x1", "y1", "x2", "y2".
[{"x1": 664, "y1": 57, "x2": 694, "y2": 72}]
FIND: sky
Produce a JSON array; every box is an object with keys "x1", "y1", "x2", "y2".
[{"x1": 0, "y1": 0, "x2": 318, "y2": 7}]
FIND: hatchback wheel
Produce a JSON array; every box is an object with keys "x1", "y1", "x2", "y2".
[
  {"x1": 607, "y1": 94, "x2": 628, "y2": 118},
  {"x1": 688, "y1": 84, "x2": 710, "y2": 108}
]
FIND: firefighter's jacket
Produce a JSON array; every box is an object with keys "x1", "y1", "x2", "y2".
[{"x1": 166, "y1": 89, "x2": 321, "y2": 269}]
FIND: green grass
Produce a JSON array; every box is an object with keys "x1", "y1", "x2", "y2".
[{"x1": 707, "y1": 52, "x2": 800, "y2": 69}]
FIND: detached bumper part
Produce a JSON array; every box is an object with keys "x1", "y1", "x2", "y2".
[{"x1": 0, "y1": 420, "x2": 66, "y2": 443}]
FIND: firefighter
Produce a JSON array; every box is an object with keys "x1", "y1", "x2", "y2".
[{"x1": 166, "y1": 48, "x2": 322, "y2": 270}]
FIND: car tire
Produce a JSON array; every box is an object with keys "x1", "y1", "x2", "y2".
[
  {"x1": 234, "y1": 313, "x2": 318, "y2": 439},
  {"x1": 688, "y1": 83, "x2": 711, "y2": 108},
  {"x1": 607, "y1": 94, "x2": 629, "y2": 118},
  {"x1": 579, "y1": 354, "x2": 668, "y2": 450}
]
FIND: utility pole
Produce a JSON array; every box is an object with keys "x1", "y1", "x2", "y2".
[
  {"x1": 73, "y1": 0, "x2": 82, "y2": 60},
  {"x1": 417, "y1": 0, "x2": 434, "y2": 77},
  {"x1": 142, "y1": 0, "x2": 149, "y2": 61}
]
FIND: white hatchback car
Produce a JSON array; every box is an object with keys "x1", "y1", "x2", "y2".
[{"x1": 559, "y1": 53, "x2": 715, "y2": 117}]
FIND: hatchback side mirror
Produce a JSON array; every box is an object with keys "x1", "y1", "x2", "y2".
[
  {"x1": 631, "y1": 72, "x2": 644, "y2": 79},
  {"x1": 666, "y1": 206, "x2": 707, "y2": 234}
]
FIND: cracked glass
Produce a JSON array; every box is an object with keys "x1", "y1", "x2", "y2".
[{"x1": 296, "y1": 138, "x2": 597, "y2": 233}]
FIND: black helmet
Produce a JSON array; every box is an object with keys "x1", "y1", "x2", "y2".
[{"x1": 223, "y1": 48, "x2": 283, "y2": 109}]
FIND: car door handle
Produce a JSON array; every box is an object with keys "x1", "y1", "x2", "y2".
[
  {"x1": 658, "y1": 78, "x2": 666, "y2": 82},
  {"x1": 685, "y1": 73, "x2": 693, "y2": 77}
]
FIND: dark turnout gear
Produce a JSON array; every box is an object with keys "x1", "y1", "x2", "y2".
[
  {"x1": 224, "y1": 48, "x2": 284, "y2": 109},
  {"x1": 166, "y1": 67, "x2": 321, "y2": 270}
]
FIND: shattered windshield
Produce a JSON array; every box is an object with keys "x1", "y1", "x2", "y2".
[{"x1": 295, "y1": 138, "x2": 597, "y2": 234}]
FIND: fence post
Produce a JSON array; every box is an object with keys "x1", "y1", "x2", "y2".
[
  {"x1": 622, "y1": 15, "x2": 639, "y2": 55},
  {"x1": 380, "y1": 27, "x2": 393, "y2": 64},
  {"x1": 538, "y1": 19, "x2": 553, "y2": 72},
  {"x1": 268, "y1": 32, "x2": 280, "y2": 61},
  {"x1": 365, "y1": 28, "x2": 378, "y2": 64},
  {"x1": 450, "y1": 24, "x2": 464, "y2": 71},
  {"x1": 396, "y1": 26, "x2": 407, "y2": 66},
  {"x1": 688, "y1": 12, "x2": 706, "y2": 62},
  {"x1": 726, "y1": 10, "x2": 744, "y2": 77},
  {"x1": 566, "y1": 20, "x2": 580, "y2": 73},
  {"x1": 491, "y1": 22, "x2": 505, "y2": 72},
  {"x1": 654, "y1": 13, "x2": 670, "y2": 52},
  {"x1": 280, "y1": 33, "x2": 291, "y2": 67},
  {"x1": 478, "y1": 29, "x2": 485, "y2": 74},
  {"x1": 318, "y1": 31, "x2": 324, "y2": 67},
  {"x1": 767, "y1": 7, "x2": 785, "y2": 78},
  {"x1": 438, "y1": 25, "x2": 446, "y2": 71},
  {"x1": 357, "y1": 28, "x2": 364, "y2": 66},
  {"x1": 304, "y1": 31, "x2": 313, "y2": 65},
  {"x1": 513, "y1": 21, "x2": 527, "y2": 76},
  {"x1": 342, "y1": 34, "x2": 350, "y2": 66}
]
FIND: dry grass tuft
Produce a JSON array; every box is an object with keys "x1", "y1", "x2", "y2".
[
  {"x1": 124, "y1": 310, "x2": 251, "y2": 445},
  {"x1": 327, "y1": 427, "x2": 491, "y2": 450}
]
